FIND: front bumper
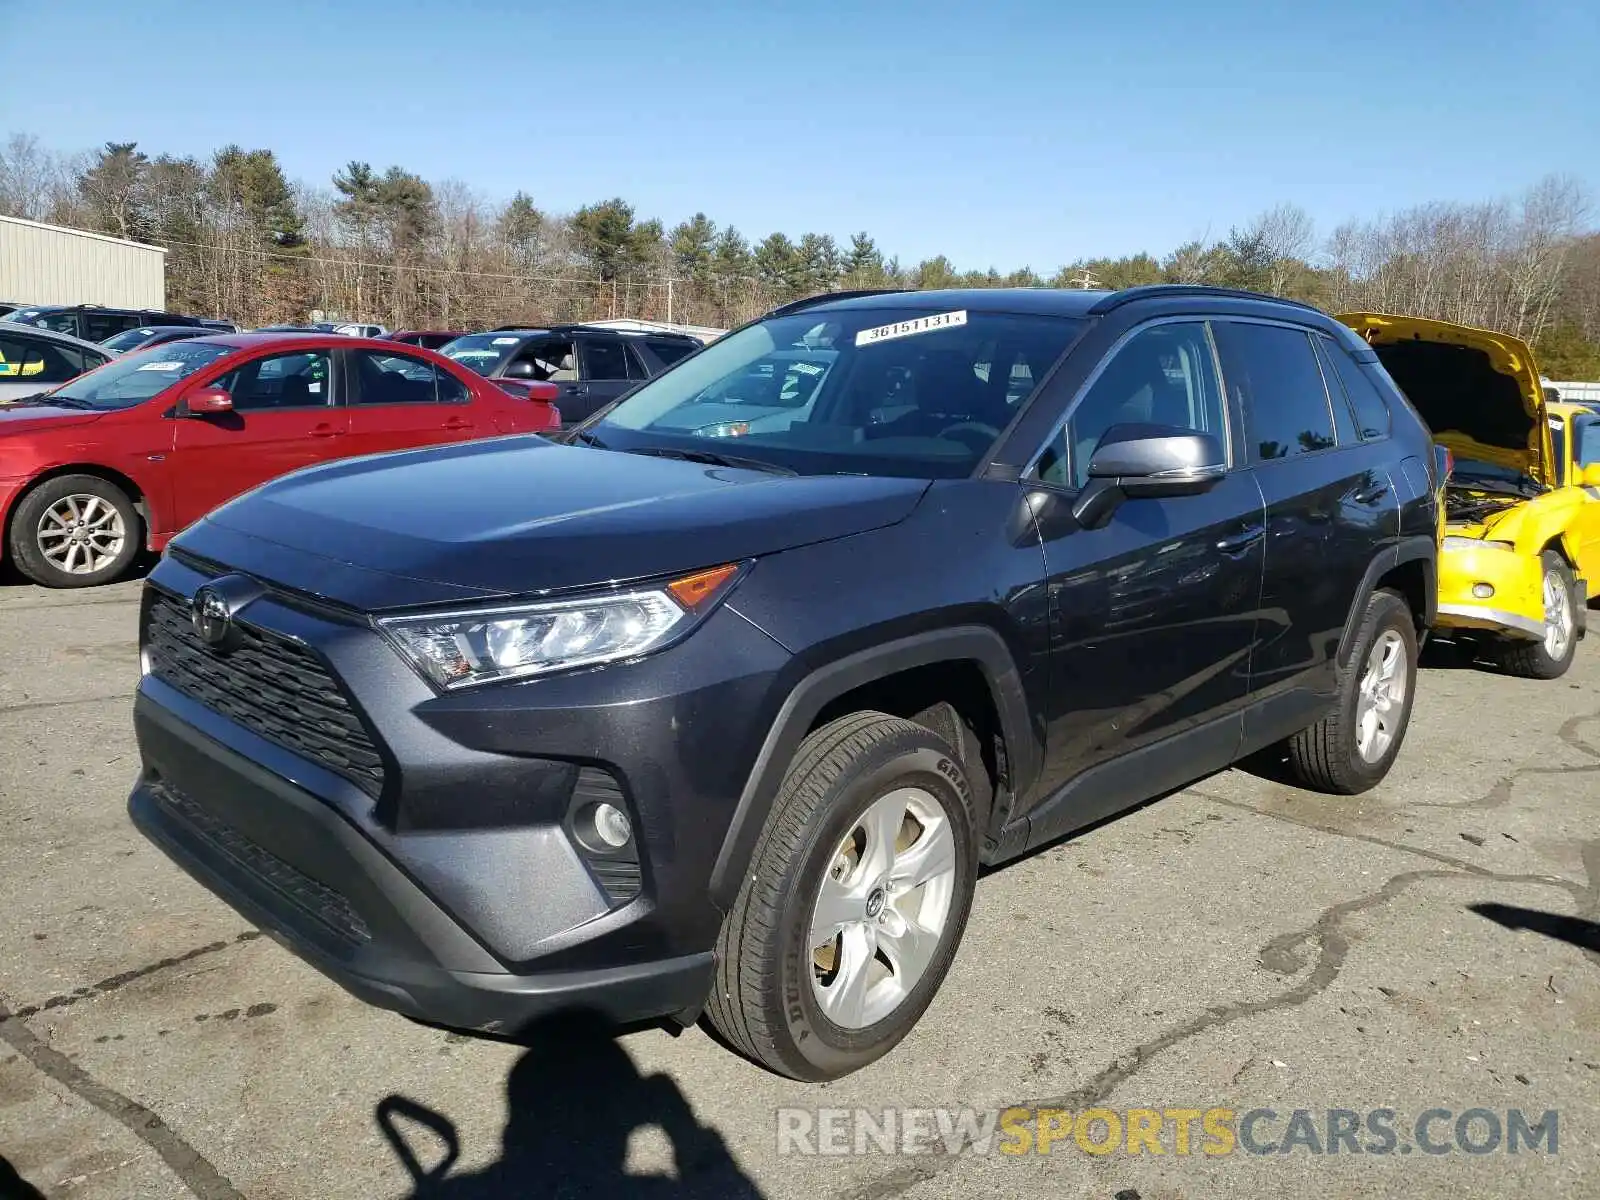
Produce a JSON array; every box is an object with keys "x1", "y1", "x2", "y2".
[
  {"x1": 1435, "y1": 543, "x2": 1558, "y2": 640},
  {"x1": 128, "y1": 549, "x2": 794, "y2": 1035}
]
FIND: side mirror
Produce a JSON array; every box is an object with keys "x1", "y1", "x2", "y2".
[
  {"x1": 525, "y1": 381, "x2": 559, "y2": 404},
  {"x1": 186, "y1": 386, "x2": 233, "y2": 415},
  {"x1": 1072, "y1": 423, "x2": 1226, "y2": 528},
  {"x1": 1583, "y1": 463, "x2": 1600, "y2": 489},
  {"x1": 501, "y1": 360, "x2": 538, "y2": 381}
]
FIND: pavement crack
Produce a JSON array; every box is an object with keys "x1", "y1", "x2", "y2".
[
  {"x1": 0, "y1": 692, "x2": 136, "y2": 715},
  {"x1": 0, "y1": 1000, "x2": 243, "y2": 1200},
  {"x1": 8, "y1": 931, "x2": 261, "y2": 1020},
  {"x1": 1413, "y1": 704, "x2": 1600, "y2": 811},
  {"x1": 830, "y1": 861, "x2": 1585, "y2": 1200}
]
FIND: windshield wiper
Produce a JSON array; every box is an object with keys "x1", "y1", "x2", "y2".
[
  {"x1": 570, "y1": 428, "x2": 607, "y2": 448},
  {"x1": 625, "y1": 446, "x2": 797, "y2": 475},
  {"x1": 9, "y1": 394, "x2": 95, "y2": 409}
]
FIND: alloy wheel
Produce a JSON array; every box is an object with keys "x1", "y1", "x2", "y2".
[
  {"x1": 1542, "y1": 568, "x2": 1573, "y2": 660},
  {"x1": 808, "y1": 787, "x2": 957, "y2": 1029},
  {"x1": 36, "y1": 494, "x2": 126, "y2": 576},
  {"x1": 1355, "y1": 629, "x2": 1407, "y2": 763}
]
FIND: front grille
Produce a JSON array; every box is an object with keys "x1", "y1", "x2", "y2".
[
  {"x1": 145, "y1": 589, "x2": 386, "y2": 798},
  {"x1": 152, "y1": 782, "x2": 371, "y2": 949}
]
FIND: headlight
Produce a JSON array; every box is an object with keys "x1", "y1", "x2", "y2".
[
  {"x1": 1442, "y1": 536, "x2": 1514, "y2": 553},
  {"x1": 378, "y1": 563, "x2": 742, "y2": 690}
]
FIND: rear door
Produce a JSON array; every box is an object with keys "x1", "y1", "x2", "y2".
[
  {"x1": 1213, "y1": 319, "x2": 1397, "y2": 713},
  {"x1": 342, "y1": 347, "x2": 479, "y2": 455},
  {"x1": 568, "y1": 335, "x2": 636, "y2": 424},
  {"x1": 167, "y1": 347, "x2": 348, "y2": 529}
]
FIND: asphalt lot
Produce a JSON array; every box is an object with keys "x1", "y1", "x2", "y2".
[{"x1": 1, "y1": 576, "x2": 1597, "y2": 1200}]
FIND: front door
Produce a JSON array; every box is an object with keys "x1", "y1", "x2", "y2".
[
  {"x1": 168, "y1": 347, "x2": 347, "y2": 529},
  {"x1": 1026, "y1": 319, "x2": 1265, "y2": 839},
  {"x1": 342, "y1": 348, "x2": 478, "y2": 456},
  {"x1": 1568, "y1": 411, "x2": 1600, "y2": 586}
]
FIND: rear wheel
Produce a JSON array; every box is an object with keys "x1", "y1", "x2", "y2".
[
  {"x1": 1284, "y1": 589, "x2": 1418, "y2": 794},
  {"x1": 8, "y1": 475, "x2": 141, "y2": 588},
  {"x1": 706, "y1": 712, "x2": 978, "y2": 1080},
  {"x1": 1493, "y1": 551, "x2": 1578, "y2": 680}
]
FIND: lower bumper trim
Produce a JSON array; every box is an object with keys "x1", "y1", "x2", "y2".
[{"x1": 1436, "y1": 602, "x2": 1544, "y2": 640}]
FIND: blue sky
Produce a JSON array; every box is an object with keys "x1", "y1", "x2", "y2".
[{"x1": 4, "y1": 0, "x2": 1596, "y2": 272}]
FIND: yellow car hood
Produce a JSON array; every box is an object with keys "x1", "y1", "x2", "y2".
[{"x1": 1338, "y1": 312, "x2": 1552, "y2": 487}]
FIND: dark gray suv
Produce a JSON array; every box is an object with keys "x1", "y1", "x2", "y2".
[{"x1": 129, "y1": 285, "x2": 1440, "y2": 1080}]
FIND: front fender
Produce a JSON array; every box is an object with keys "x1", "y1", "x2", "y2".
[{"x1": 706, "y1": 625, "x2": 1036, "y2": 911}]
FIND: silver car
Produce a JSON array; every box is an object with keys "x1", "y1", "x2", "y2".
[{"x1": 0, "y1": 324, "x2": 113, "y2": 403}]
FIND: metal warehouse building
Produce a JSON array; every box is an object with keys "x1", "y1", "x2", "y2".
[{"x1": 0, "y1": 215, "x2": 166, "y2": 308}]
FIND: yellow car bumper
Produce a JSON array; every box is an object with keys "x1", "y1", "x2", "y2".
[{"x1": 1435, "y1": 544, "x2": 1550, "y2": 640}]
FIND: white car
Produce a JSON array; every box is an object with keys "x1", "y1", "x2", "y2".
[{"x1": 0, "y1": 325, "x2": 113, "y2": 403}]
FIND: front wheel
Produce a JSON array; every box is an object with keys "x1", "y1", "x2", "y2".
[
  {"x1": 8, "y1": 475, "x2": 142, "y2": 588},
  {"x1": 1492, "y1": 551, "x2": 1578, "y2": 680},
  {"x1": 706, "y1": 712, "x2": 978, "y2": 1080},
  {"x1": 1284, "y1": 588, "x2": 1418, "y2": 794}
]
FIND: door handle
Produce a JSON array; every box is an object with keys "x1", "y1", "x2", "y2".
[
  {"x1": 310, "y1": 424, "x2": 342, "y2": 438},
  {"x1": 1354, "y1": 484, "x2": 1389, "y2": 504},
  {"x1": 442, "y1": 418, "x2": 471, "y2": 430},
  {"x1": 1216, "y1": 525, "x2": 1266, "y2": 554},
  {"x1": 563, "y1": 384, "x2": 589, "y2": 397}
]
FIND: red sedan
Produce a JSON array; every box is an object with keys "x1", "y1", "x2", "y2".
[{"x1": 0, "y1": 333, "x2": 559, "y2": 587}]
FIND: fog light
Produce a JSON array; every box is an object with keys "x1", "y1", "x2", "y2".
[
  {"x1": 1472, "y1": 583, "x2": 1495, "y2": 599},
  {"x1": 591, "y1": 802, "x2": 633, "y2": 848}
]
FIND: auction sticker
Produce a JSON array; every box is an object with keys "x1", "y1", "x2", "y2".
[
  {"x1": 135, "y1": 361, "x2": 185, "y2": 371},
  {"x1": 855, "y1": 310, "x2": 967, "y2": 348}
]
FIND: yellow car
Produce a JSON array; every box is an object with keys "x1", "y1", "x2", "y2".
[{"x1": 1341, "y1": 313, "x2": 1598, "y2": 679}]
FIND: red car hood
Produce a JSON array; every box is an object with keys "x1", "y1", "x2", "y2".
[{"x1": 0, "y1": 405, "x2": 106, "y2": 435}]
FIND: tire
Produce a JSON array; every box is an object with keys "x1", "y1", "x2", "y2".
[
  {"x1": 1284, "y1": 589, "x2": 1418, "y2": 795},
  {"x1": 1491, "y1": 551, "x2": 1578, "y2": 680},
  {"x1": 8, "y1": 475, "x2": 141, "y2": 589},
  {"x1": 705, "y1": 711, "x2": 978, "y2": 1080}
]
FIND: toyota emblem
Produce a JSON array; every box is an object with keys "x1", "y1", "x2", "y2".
[{"x1": 191, "y1": 587, "x2": 232, "y2": 647}]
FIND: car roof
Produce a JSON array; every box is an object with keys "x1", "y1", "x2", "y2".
[
  {"x1": 193, "y1": 332, "x2": 450, "y2": 354},
  {"x1": 1547, "y1": 401, "x2": 1596, "y2": 419},
  {"x1": 790, "y1": 285, "x2": 1326, "y2": 322},
  {"x1": 123, "y1": 325, "x2": 208, "y2": 334},
  {"x1": 0, "y1": 322, "x2": 113, "y2": 355}
]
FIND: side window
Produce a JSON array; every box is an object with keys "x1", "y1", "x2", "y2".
[
  {"x1": 1036, "y1": 321, "x2": 1225, "y2": 488},
  {"x1": 623, "y1": 344, "x2": 651, "y2": 381},
  {"x1": 511, "y1": 339, "x2": 575, "y2": 381},
  {"x1": 1212, "y1": 322, "x2": 1335, "y2": 462},
  {"x1": 31, "y1": 312, "x2": 80, "y2": 336},
  {"x1": 580, "y1": 338, "x2": 631, "y2": 381},
  {"x1": 1575, "y1": 416, "x2": 1600, "y2": 470},
  {"x1": 644, "y1": 338, "x2": 695, "y2": 367},
  {"x1": 1312, "y1": 337, "x2": 1360, "y2": 445},
  {"x1": 218, "y1": 350, "x2": 333, "y2": 411},
  {"x1": 0, "y1": 334, "x2": 86, "y2": 383},
  {"x1": 82, "y1": 312, "x2": 130, "y2": 342},
  {"x1": 1322, "y1": 338, "x2": 1392, "y2": 440},
  {"x1": 350, "y1": 350, "x2": 458, "y2": 405}
]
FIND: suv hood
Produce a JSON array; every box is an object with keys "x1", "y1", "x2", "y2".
[
  {"x1": 190, "y1": 436, "x2": 929, "y2": 607},
  {"x1": 1338, "y1": 312, "x2": 1552, "y2": 487}
]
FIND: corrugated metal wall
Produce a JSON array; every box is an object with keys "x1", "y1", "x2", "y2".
[{"x1": 0, "y1": 216, "x2": 166, "y2": 308}]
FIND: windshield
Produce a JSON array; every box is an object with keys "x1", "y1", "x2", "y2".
[
  {"x1": 101, "y1": 328, "x2": 161, "y2": 353},
  {"x1": 44, "y1": 341, "x2": 235, "y2": 410},
  {"x1": 439, "y1": 332, "x2": 527, "y2": 376},
  {"x1": 592, "y1": 308, "x2": 1083, "y2": 478}
]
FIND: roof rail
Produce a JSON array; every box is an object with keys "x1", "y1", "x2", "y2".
[
  {"x1": 486, "y1": 322, "x2": 700, "y2": 338},
  {"x1": 1086, "y1": 285, "x2": 1320, "y2": 316},
  {"x1": 764, "y1": 288, "x2": 908, "y2": 318}
]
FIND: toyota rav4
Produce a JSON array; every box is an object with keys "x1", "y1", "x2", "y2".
[{"x1": 130, "y1": 286, "x2": 1440, "y2": 1080}]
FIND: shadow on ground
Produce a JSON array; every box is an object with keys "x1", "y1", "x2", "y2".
[
  {"x1": 377, "y1": 1012, "x2": 764, "y2": 1199},
  {"x1": 0, "y1": 1151, "x2": 47, "y2": 1200}
]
